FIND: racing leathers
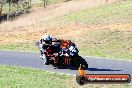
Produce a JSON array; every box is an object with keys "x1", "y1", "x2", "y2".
[
  {"x1": 39, "y1": 38, "x2": 52, "y2": 65},
  {"x1": 38, "y1": 36, "x2": 79, "y2": 65}
]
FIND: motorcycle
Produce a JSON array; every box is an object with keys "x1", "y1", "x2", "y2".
[{"x1": 36, "y1": 40, "x2": 88, "y2": 70}]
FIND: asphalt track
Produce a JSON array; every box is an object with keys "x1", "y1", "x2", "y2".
[{"x1": 0, "y1": 50, "x2": 132, "y2": 77}]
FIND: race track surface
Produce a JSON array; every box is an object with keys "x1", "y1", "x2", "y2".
[{"x1": 0, "y1": 50, "x2": 132, "y2": 76}]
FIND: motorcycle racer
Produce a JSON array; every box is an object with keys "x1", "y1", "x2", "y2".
[
  {"x1": 38, "y1": 34, "x2": 79, "y2": 65},
  {"x1": 38, "y1": 34, "x2": 52, "y2": 65},
  {"x1": 36, "y1": 35, "x2": 88, "y2": 69},
  {"x1": 38, "y1": 34, "x2": 62, "y2": 65}
]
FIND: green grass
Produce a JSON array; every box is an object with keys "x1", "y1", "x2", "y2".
[
  {"x1": 0, "y1": 65, "x2": 132, "y2": 88},
  {"x1": 57, "y1": 1, "x2": 132, "y2": 24},
  {"x1": 78, "y1": 29, "x2": 132, "y2": 60},
  {"x1": 0, "y1": 65, "x2": 67, "y2": 88},
  {"x1": 0, "y1": 43, "x2": 38, "y2": 52}
]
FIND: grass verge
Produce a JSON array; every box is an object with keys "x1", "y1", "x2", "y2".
[
  {"x1": 78, "y1": 28, "x2": 132, "y2": 60},
  {"x1": 0, "y1": 65, "x2": 67, "y2": 88},
  {"x1": 0, "y1": 43, "x2": 38, "y2": 52},
  {"x1": 0, "y1": 65, "x2": 132, "y2": 88}
]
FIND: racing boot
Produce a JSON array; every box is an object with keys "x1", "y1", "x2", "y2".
[{"x1": 41, "y1": 54, "x2": 49, "y2": 65}]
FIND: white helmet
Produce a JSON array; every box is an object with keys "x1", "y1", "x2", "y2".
[
  {"x1": 42, "y1": 34, "x2": 51, "y2": 41},
  {"x1": 42, "y1": 34, "x2": 52, "y2": 44}
]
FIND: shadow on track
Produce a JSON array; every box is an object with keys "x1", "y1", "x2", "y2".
[
  {"x1": 87, "y1": 68, "x2": 122, "y2": 71},
  {"x1": 56, "y1": 66, "x2": 122, "y2": 71}
]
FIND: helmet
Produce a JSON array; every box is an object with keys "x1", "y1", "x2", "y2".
[
  {"x1": 42, "y1": 34, "x2": 51, "y2": 40},
  {"x1": 42, "y1": 34, "x2": 52, "y2": 44}
]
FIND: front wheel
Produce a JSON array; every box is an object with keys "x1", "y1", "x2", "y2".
[{"x1": 72, "y1": 56, "x2": 88, "y2": 70}]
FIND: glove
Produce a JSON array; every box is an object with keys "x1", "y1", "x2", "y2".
[{"x1": 59, "y1": 51, "x2": 64, "y2": 56}]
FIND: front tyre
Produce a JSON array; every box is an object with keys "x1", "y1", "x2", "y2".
[{"x1": 73, "y1": 56, "x2": 88, "y2": 70}]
